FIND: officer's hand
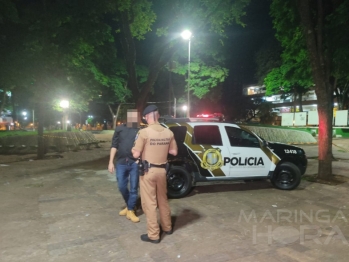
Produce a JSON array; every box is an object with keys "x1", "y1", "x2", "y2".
[{"x1": 108, "y1": 163, "x2": 115, "y2": 174}]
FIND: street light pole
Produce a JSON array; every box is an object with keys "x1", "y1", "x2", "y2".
[
  {"x1": 60, "y1": 100, "x2": 70, "y2": 131},
  {"x1": 181, "y1": 30, "x2": 192, "y2": 118},
  {"x1": 187, "y1": 38, "x2": 191, "y2": 118},
  {"x1": 32, "y1": 109, "x2": 35, "y2": 131}
]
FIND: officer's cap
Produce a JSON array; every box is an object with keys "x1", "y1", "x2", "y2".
[{"x1": 143, "y1": 104, "x2": 158, "y2": 116}]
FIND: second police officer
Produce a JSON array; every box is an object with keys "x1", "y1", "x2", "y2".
[{"x1": 132, "y1": 105, "x2": 178, "y2": 243}]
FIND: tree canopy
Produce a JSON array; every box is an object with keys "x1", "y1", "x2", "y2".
[{"x1": 266, "y1": 0, "x2": 349, "y2": 179}]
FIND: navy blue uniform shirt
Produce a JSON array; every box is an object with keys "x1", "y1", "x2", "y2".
[{"x1": 111, "y1": 124, "x2": 139, "y2": 164}]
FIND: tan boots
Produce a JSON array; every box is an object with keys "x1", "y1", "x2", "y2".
[
  {"x1": 126, "y1": 210, "x2": 140, "y2": 223},
  {"x1": 119, "y1": 207, "x2": 140, "y2": 223},
  {"x1": 119, "y1": 207, "x2": 128, "y2": 216}
]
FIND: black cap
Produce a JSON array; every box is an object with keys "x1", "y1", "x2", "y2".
[{"x1": 143, "y1": 104, "x2": 158, "y2": 116}]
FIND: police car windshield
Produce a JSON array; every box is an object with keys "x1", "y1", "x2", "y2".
[{"x1": 252, "y1": 131, "x2": 267, "y2": 143}]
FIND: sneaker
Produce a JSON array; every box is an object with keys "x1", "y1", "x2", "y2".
[
  {"x1": 119, "y1": 207, "x2": 128, "y2": 216},
  {"x1": 140, "y1": 234, "x2": 160, "y2": 244},
  {"x1": 126, "y1": 210, "x2": 140, "y2": 223}
]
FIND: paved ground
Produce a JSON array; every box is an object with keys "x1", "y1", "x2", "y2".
[{"x1": 0, "y1": 134, "x2": 349, "y2": 262}]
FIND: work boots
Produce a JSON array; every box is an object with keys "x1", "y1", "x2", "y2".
[
  {"x1": 126, "y1": 210, "x2": 140, "y2": 223},
  {"x1": 119, "y1": 207, "x2": 128, "y2": 216}
]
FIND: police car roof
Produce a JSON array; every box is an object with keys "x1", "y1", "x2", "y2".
[{"x1": 160, "y1": 116, "x2": 222, "y2": 123}]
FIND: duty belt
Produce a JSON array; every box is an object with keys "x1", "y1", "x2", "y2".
[{"x1": 149, "y1": 163, "x2": 167, "y2": 168}]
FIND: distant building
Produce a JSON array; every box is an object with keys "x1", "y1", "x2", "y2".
[{"x1": 242, "y1": 85, "x2": 322, "y2": 114}]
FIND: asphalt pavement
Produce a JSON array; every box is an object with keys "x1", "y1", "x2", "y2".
[{"x1": 0, "y1": 134, "x2": 348, "y2": 262}]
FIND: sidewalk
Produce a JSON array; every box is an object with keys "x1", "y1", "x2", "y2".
[{"x1": 1, "y1": 134, "x2": 349, "y2": 262}]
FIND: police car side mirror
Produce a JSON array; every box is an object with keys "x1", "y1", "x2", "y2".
[{"x1": 262, "y1": 140, "x2": 268, "y2": 147}]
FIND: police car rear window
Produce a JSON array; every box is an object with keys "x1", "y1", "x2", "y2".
[
  {"x1": 192, "y1": 125, "x2": 222, "y2": 145},
  {"x1": 169, "y1": 126, "x2": 187, "y2": 156}
]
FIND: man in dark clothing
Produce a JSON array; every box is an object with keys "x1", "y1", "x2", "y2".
[{"x1": 108, "y1": 109, "x2": 140, "y2": 223}]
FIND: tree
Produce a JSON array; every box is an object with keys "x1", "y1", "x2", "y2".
[
  {"x1": 270, "y1": 0, "x2": 349, "y2": 179},
  {"x1": 2, "y1": 0, "x2": 128, "y2": 158},
  {"x1": 0, "y1": 0, "x2": 20, "y2": 115},
  {"x1": 296, "y1": 0, "x2": 349, "y2": 179},
  {"x1": 114, "y1": 0, "x2": 252, "y2": 113},
  {"x1": 261, "y1": 1, "x2": 313, "y2": 113},
  {"x1": 255, "y1": 38, "x2": 282, "y2": 85}
]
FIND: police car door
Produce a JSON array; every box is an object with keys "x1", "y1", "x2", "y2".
[
  {"x1": 222, "y1": 126, "x2": 272, "y2": 177},
  {"x1": 191, "y1": 124, "x2": 231, "y2": 177}
]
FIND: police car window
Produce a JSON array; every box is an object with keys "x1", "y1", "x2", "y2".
[
  {"x1": 169, "y1": 126, "x2": 187, "y2": 156},
  {"x1": 225, "y1": 126, "x2": 259, "y2": 147},
  {"x1": 193, "y1": 125, "x2": 222, "y2": 146}
]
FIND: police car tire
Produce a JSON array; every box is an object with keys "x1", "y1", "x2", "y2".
[
  {"x1": 271, "y1": 162, "x2": 301, "y2": 190},
  {"x1": 167, "y1": 166, "x2": 193, "y2": 199}
]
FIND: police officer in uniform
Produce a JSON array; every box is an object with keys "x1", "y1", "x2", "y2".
[{"x1": 132, "y1": 105, "x2": 178, "y2": 243}]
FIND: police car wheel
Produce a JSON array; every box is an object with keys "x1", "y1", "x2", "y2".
[
  {"x1": 271, "y1": 162, "x2": 301, "y2": 190},
  {"x1": 167, "y1": 166, "x2": 193, "y2": 199}
]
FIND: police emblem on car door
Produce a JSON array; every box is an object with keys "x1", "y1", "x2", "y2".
[{"x1": 190, "y1": 124, "x2": 230, "y2": 177}]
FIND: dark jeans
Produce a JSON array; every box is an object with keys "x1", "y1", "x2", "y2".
[{"x1": 116, "y1": 162, "x2": 139, "y2": 210}]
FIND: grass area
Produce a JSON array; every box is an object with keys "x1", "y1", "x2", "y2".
[{"x1": 0, "y1": 129, "x2": 79, "y2": 138}]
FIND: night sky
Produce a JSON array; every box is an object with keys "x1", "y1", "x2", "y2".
[{"x1": 206, "y1": 0, "x2": 274, "y2": 116}]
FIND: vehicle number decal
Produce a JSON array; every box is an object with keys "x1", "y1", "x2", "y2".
[{"x1": 284, "y1": 149, "x2": 297, "y2": 154}]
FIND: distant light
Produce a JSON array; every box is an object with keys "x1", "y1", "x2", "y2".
[
  {"x1": 181, "y1": 30, "x2": 192, "y2": 40},
  {"x1": 67, "y1": 120, "x2": 70, "y2": 124},
  {"x1": 60, "y1": 100, "x2": 70, "y2": 109},
  {"x1": 334, "y1": 103, "x2": 338, "y2": 106},
  {"x1": 182, "y1": 105, "x2": 187, "y2": 111},
  {"x1": 57, "y1": 121, "x2": 61, "y2": 124},
  {"x1": 312, "y1": 104, "x2": 317, "y2": 107},
  {"x1": 22, "y1": 111, "x2": 27, "y2": 116}
]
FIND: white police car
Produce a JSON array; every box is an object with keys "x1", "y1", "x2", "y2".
[{"x1": 162, "y1": 118, "x2": 307, "y2": 198}]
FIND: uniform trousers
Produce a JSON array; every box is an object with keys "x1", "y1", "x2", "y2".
[{"x1": 140, "y1": 167, "x2": 172, "y2": 240}]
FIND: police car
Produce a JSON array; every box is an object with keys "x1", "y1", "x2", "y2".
[{"x1": 161, "y1": 118, "x2": 307, "y2": 198}]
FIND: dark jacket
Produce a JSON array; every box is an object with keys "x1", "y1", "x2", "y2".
[{"x1": 111, "y1": 124, "x2": 139, "y2": 164}]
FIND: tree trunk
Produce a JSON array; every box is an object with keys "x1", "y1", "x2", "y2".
[
  {"x1": 0, "y1": 90, "x2": 6, "y2": 114},
  {"x1": 110, "y1": 103, "x2": 123, "y2": 129},
  {"x1": 298, "y1": 0, "x2": 333, "y2": 180},
  {"x1": 107, "y1": 104, "x2": 117, "y2": 130},
  {"x1": 298, "y1": 92, "x2": 303, "y2": 112},
  {"x1": 37, "y1": 103, "x2": 45, "y2": 159},
  {"x1": 10, "y1": 88, "x2": 18, "y2": 122}
]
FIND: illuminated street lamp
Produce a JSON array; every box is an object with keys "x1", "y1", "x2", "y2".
[
  {"x1": 60, "y1": 100, "x2": 70, "y2": 130},
  {"x1": 182, "y1": 105, "x2": 188, "y2": 117},
  {"x1": 181, "y1": 29, "x2": 192, "y2": 118},
  {"x1": 22, "y1": 111, "x2": 28, "y2": 121}
]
